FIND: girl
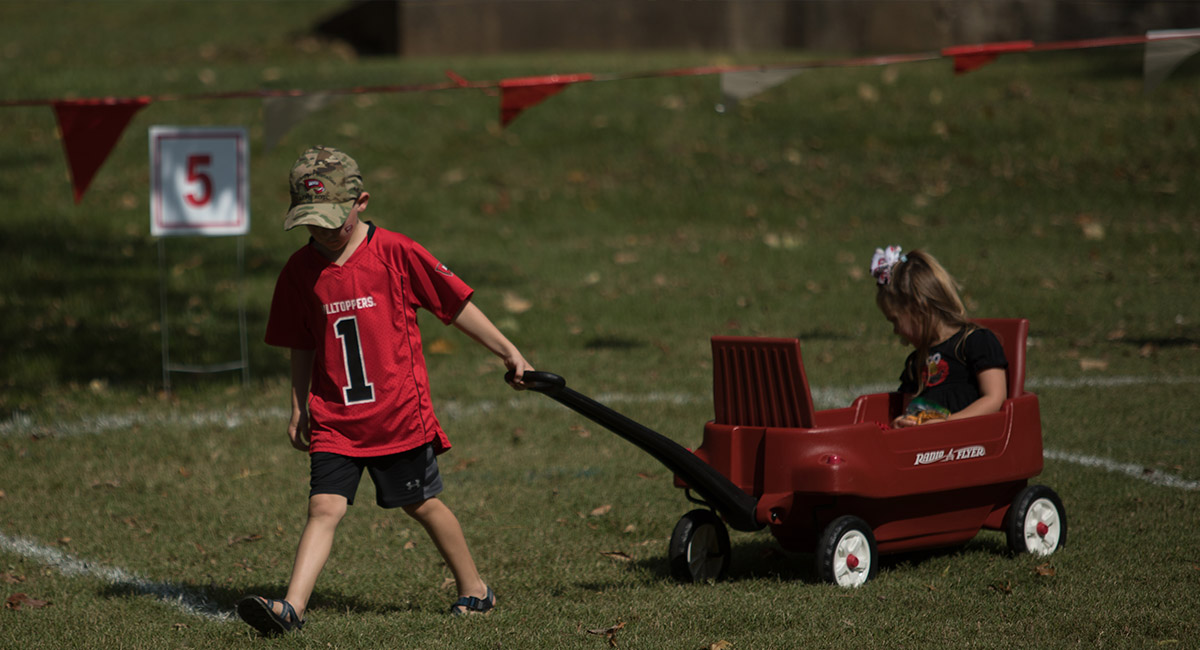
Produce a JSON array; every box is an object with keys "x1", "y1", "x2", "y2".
[{"x1": 870, "y1": 245, "x2": 1008, "y2": 428}]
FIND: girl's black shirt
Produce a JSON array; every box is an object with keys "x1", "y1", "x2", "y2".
[{"x1": 898, "y1": 327, "x2": 1008, "y2": 413}]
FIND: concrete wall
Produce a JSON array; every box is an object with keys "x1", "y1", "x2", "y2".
[{"x1": 315, "y1": 1, "x2": 1200, "y2": 56}]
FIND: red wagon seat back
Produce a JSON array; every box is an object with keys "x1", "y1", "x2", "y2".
[
  {"x1": 711, "y1": 336, "x2": 817, "y2": 428},
  {"x1": 972, "y1": 318, "x2": 1029, "y2": 398}
]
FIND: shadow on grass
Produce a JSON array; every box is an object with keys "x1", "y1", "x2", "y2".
[
  {"x1": 614, "y1": 534, "x2": 1020, "y2": 588},
  {"x1": 97, "y1": 579, "x2": 423, "y2": 621},
  {"x1": 0, "y1": 221, "x2": 285, "y2": 406},
  {"x1": 1118, "y1": 336, "x2": 1200, "y2": 349}
]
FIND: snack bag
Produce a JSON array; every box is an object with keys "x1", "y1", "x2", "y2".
[{"x1": 903, "y1": 397, "x2": 950, "y2": 425}]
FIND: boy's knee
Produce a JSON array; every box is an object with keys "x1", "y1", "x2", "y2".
[
  {"x1": 308, "y1": 493, "x2": 349, "y2": 521},
  {"x1": 402, "y1": 497, "x2": 444, "y2": 520}
]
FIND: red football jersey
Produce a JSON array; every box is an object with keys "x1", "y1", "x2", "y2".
[{"x1": 265, "y1": 224, "x2": 473, "y2": 457}]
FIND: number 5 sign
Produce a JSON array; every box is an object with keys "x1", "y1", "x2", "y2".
[{"x1": 150, "y1": 126, "x2": 249, "y2": 236}]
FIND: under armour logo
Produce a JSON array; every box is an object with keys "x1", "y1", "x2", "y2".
[{"x1": 405, "y1": 480, "x2": 422, "y2": 490}]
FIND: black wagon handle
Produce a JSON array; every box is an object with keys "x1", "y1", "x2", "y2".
[
  {"x1": 505, "y1": 369, "x2": 565, "y2": 393},
  {"x1": 502, "y1": 369, "x2": 762, "y2": 532}
]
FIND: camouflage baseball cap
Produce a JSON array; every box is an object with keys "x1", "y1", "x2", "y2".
[{"x1": 283, "y1": 146, "x2": 364, "y2": 230}]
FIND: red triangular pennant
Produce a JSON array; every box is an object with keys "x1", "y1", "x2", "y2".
[
  {"x1": 942, "y1": 41, "x2": 1034, "y2": 75},
  {"x1": 499, "y1": 74, "x2": 593, "y2": 127},
  {"x1": 53, "y1": 97, "x2": 150, "y2": 203}
]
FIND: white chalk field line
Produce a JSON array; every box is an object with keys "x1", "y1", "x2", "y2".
[
  {"x1": 0, "y1": 531, "x2": 232, "y2": 621},
  {"x1": 1, "y1": 373, "x2": 1196, "y2": 621}
]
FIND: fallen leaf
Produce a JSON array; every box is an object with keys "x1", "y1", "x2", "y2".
[
  {"x1": 57, "y1": 537, "x2": 71, "y2": 546},
  {"x1": 1079, "y1": 358, "x2": 1109, "y2": 372},
  {"x1": 622, "y1": 524, "x2": 636, "y2": 534},
  {"x1": 5, "y1": 593, "x2": 49, "y2": 610},
  {"x1": 857, "y1": 82, "x2": 879, "y2": 103},
  {"x1": 600, "y1": 550, "x2": 632, "y2": 562},
  {"x1": 1075, "y1": 214, "x2": 1105, "y2": 240},
  {"x1": 590, "y1": 504, "x2": 612, "y2": 517},
  {"x1": 707, "y1": 642, "x2": 733, "y2": 650},
  {"x1": 404, "y1": 540, "x2": 417, "y2": 550},
  {"x1": 1, "y1": 573, "x2": 24, "y2": 584},
  {"x1": 227, "y1": 534, "x2": 262, "y2": 546},
  {"x1": 1035, "y1": 563, "x2": 1056, "y2": 577},
  {"x1": 453, "y1": 457, "x2": 479, "y2": 471},
  {"x1": 1081, "y1": 222, "x2": 1105, "y2": 241},
  {"x1": 173, "y1": 623, "x2": 189, "y2": 630},
  {"x1": 502, "y1": 292, "x2": 533, "y2": 314},
  {"x1": 990, "y1": 581, "x2": 1013, "y2": 595},
  {"x1": 587, "y1": 621, "x2": 626, "y2": 648},
  {"x1": 428, "y1": 338, "x2": 455, "y2": 355}
]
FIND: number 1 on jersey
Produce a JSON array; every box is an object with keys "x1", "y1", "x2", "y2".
[{"x1": 334, "y1": 317, "x2": 375, "y2": 405}]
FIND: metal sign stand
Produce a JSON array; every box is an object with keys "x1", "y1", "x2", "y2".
[
  {"x1": 157, "y1": 235, "x2": 250, "y2": 394},
  {"x1": 149, "y1": 125, "x2": 251, "y2": 395}
]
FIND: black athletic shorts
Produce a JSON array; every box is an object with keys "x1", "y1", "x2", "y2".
[{"x1": 309, "y1": 444, "x2": 443, "y2": 508}]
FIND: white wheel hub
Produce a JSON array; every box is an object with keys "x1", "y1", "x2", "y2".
[
  {"x1": 687, "y1": 524, "x2": 722, "y2": 579},
  {"x1": 1023, "y1": 497, "x2": 1062, "y2": 555},
  {"x1": 833, "y1": 530, "x2": 871, "y2": 588}
]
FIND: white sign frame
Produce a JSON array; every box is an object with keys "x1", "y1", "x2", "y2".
[{"x1": 149, "y1": 126, "x2": 250, "y2": 237}]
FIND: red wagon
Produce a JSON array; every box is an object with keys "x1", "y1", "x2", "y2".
[{"x1": 516, "y1": 318, "x2": 1066, "y2": 587}]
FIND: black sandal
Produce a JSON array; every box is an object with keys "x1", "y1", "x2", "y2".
[
  {"x1": 449, "y1": 586, "x2": 495, "y2": 616},
  {"x1": 237, "y1": 596, "x2": 305, "y2": 636}
]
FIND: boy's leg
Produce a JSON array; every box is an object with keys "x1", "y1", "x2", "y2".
[
  {"x1": 280, "y1": 493, "x2": 349, "y2": 620},
  {"x1": 404, "y1": 498, "x2": 490, "y2": 605},
  {"x1": 239, "y1": 492, "x2": 347, "y2": 633}
]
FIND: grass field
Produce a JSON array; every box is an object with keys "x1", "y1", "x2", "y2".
[{"x1": 2, "y1": 2, "x2": 1198, "y2": 648}]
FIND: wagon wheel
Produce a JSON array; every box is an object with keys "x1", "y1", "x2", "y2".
[
  {"x1": 816, "y1": 515, "x2": 878, "y2": 588},
  {"x1": 669, "y1": 509, "x2": 731, "y2": 583},
  {"x1": 1005, "y1": 484, "x2": 1067, "y2": 556}
]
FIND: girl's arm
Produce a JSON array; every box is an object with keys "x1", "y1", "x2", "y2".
[
  {"x1": 890, "y1": 393, "x2": 916, "y2": 428},
  {"x1": 452, "y1": 300, "x2": 533, "y2": 387},
  {"x1": 288, "y1": 348, "x2": 315, "y2": 452},
  {"x1": 945, "y1": 367, "x2": 1007, "y2": 421}
]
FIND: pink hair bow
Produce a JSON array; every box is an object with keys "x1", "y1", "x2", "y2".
[{"x1": 870, "y1": 245, "x2": 905, "y2": 285}]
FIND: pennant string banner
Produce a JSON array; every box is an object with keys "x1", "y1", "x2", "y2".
[
  {"x1": 499, "y1": 73, "x2": 595, "y2": 126},
  {"x1": 53, "y1": 97, "x2": 150, "y2": 203},
  {"x1": 942, "y1": 41, "x2": 1035, "y2": 74},
  {"x1": 3, "y1": 29, "x2": 1197, "y2": 201}
]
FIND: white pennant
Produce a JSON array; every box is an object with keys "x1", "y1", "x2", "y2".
[
  {"x1": 719, "y1": 69, "x2": 803, "y2": 109},
  {"x1": 1144, "y1": 28, "x2": 1200, "y2": 94},
  {"x1": 262, "y1": 93, "x2": 338, "y2": 152}
]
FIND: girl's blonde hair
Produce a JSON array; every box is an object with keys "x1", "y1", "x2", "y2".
[{"x1": 875, "y1": 249, "x2": 974, "y2": 393}]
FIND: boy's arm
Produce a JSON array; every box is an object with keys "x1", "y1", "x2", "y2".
[
  {"x1": 288, "y1": 348, "x2": 315, "y2": 451},
  {"x1": 452, "y1": 300, "x2": 533, "y2": 388}
]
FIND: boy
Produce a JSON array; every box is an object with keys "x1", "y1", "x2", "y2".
[{"x1": 237, "y1": 145, "x2": 532, "y2": 636}]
